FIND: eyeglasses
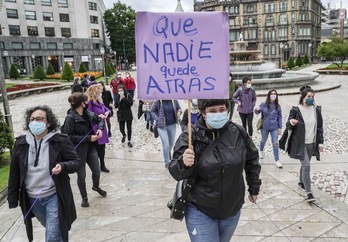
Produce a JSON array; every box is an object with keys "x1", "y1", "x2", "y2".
[{"x1": 29, "y1": 117, "x2": 46, "y2": 122}]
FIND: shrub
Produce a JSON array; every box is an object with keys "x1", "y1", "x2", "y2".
[
  {"x1": 9, "y1": 64, "x2": 20, "y2": 79},
  {"x1": 33, "y1": 65, "x2": 47, "y2": 80},
  {"x1": 106, "y1": 62, "x2": 113, "y2": 76},
  {"x1": 303, "y1": 54, "x2": 310, "y2": 65},
  {"x1": 61, "y1": 62, "x2": 74, "y2": 81},
  {"x1": 295, "y1": 54, "x2": 303, "y2": 67},
  {"x1": 110, "y1": 63, "x2": 116, "y2": 74},
  {"x1": 46, "y1": 62, "x2": 55, "y2": 75},
  {"x1": 78, "y1": 63, "x2": 88, "y2": 73},
  {"x1": 287, "y1": 56, "x2": 295, "y2": 69},
  {"x1": 0, "y1": 110, "x2": 14, "y2": 155}
]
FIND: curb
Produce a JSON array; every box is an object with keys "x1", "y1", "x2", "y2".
[{"x1": 0, "y1": 186, "x2": 8, "y2": 206}]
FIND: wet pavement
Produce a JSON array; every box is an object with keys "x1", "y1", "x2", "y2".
[{"x1": 1, "y1": 64, "x2": 348, "y2": 241}]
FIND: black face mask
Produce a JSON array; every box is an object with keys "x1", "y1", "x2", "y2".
[{"x1": 82, "y1": 102, "x2": 88, "y2": 111}]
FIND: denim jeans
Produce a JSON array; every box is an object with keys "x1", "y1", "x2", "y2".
[
  {"x1": 28, "y1": 193, "x2": 62, "y2": 242},
  {"x1": 145, "y1": 111, "x2": 154, "y2": 126},
  {"x1": 157, "y1": 123, "x2": 177, "y2": 164},
  {"x1": 185, "y1": 203, "x2": 241, "y2": 242},
  {"x1": 259, "y1": 129, "x2": 279, "y2": 161},
  {"x1": 300, "y1": 143, "x2": 315, "y2": 193}
]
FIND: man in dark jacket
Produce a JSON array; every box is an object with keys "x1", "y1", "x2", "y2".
[{"x1": 7, "y1": 105, "x2": 81, "y2": 242}]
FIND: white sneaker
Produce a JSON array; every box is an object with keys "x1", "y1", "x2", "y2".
[
  {"x1": 275, "y1": 161, "x2": 283, "y2": 168},
  {"x1": 259, "y1": 151, "x2": 264, "y2": 159}
]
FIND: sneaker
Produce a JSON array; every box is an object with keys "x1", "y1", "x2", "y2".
[
  {"x1": 121, "y1": 136, "x2": 126, "y2": 143},
  {"x1": 165, "y1": 163, "x2": 169, "y2": 169},
  {"x1": 146, "y1": 122, "x2": 149, "y2": 130},
  {"x1": 92, "y1": 187, "x2": 107, "y2": 197},
  {"x1": 298, "y1": 182, "x2": 305, "y2": 191},
  {"x1": 259, "y1": 150, "x2": 264, "y2": 159},
  {"x1": 275, "y1": 161, "x2": 283, "y2": 168},
  {"x1": 127, "y1": 141, "x2": 133, "y2": 148},
  {"x1": 305, "y1": 193, "x2": 316, "y2": 203},
  {"x1": 81, "y1": 198, "x2": 89, "y2": 207}
]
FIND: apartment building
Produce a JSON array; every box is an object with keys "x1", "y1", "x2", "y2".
[
  {"x1": 194, "y1": 0, "x2": 323, "y2": 64},
  {"x1": 0, "y1": 0, "x2": 108, "y2": 74},
  {"x1": 321, "y1": 5, "x2": 347, "y2": 42}
]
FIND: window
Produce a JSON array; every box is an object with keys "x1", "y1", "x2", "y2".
[
  {"x1": 279, "y1": 28, "x2": 288, "y2": 37},
  {"x1": 0, "y1": 42, "x2": 4, "y2": 49},
  {"x1": 6, "y1": 9, "x2": 18, "y2": 19},
  {"x1": 27, "y1": 26, "x2": 38, "y2": 36},
  {"x1": 43, "y1": 12, "x2": 53, "y2": 21},
  {"x1": 61, "y1": 28, "x2": 71, "y2": 37},
  {"x1": 41, "y1": 0, "x2": 52, "y2": 6},
  {"x1": 25, "y1": 11, "x2": 36, "y2": 20},
  {"x1": 45, "y1": 27, "x2": 55, "y2": 37},
  {"x1": 89, "y1": 2, "x2": 97, "y2": 11},
  {"x1": 9, "y1": 25, "x2": 21, "y2": 35},
  {"x1": 47, "y1": 43, "x2": 57, "y2": 49},
  {"x1": 265, "y1": 16, "x2": 274, "y2": 26},
  {"x1": 264, "y1": 3, "x2": 275, "y2": 13},
  {"x1": 264, "y1": 46, "x2": 269, "y2": 55},
  {"x1": 24, "y1": 0, "x2": 34, "y2": 4},
  {"x1": 91, "y1": 29, "x2": 100, "y2": 37},
  {"x1": 5, "y1": 0, "x2": 16, "y2": 2},
  {"x1": 60, "y1": 13, "x2": 69, "y2": 22},
  {"x1": 58, "y1": 0, "x2": 68, "y2": 8},
  {"x1": 280, "y1": 2, "x2": 288, "y2": 12},
  {"x1": 12, "y1": 42, "x2": 23, "y2": 49},
  {"x1": 63, "y1": 43, "x2": 73, "y2": 49},
  {"x1": 90, "y1": 15, "x2": 98, "y2": 24},
  {"x1": 279, "y1": 14, "x2": 288, "y2": 25},
  {"x1": 93, "y1": 43, "x2": 100, "y2": 49},
  {"x1": 30, "y1": 42, "x2": 41, "y2": 49},
  {"x1": 271, "y1": 45, "x2": 276, "y2": 55}
]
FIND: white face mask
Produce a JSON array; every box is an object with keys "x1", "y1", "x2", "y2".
[
  {"x1": 126, "y1": 75, "x2": 130, "y2": 78},
  {"x1": 270, "y1": 94, "x2": 277, "y2": 101},
  {"x1": 119, "y1": 91, "x2": 124, "y2": 95},
  {"x1": 246, "y1": 83, "x2": 252, "y2": 89}
]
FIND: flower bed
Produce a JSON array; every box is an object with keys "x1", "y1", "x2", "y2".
[
  {"x1": 6, "y1": 83, "x2": 59, "y2": 93},
  {"x1": 318, "y1": 67, "x2": 348, "y2": 70},
  {"x1": 46, "y1": 72, "x2": 102, "y2": 79}
]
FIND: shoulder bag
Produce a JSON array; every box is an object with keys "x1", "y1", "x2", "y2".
[{"x1": 256, "y1": 108, "x2": 273, "y2": 130}]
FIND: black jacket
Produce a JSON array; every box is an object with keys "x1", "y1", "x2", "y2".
[
  {"x1": 284, "y1": 105, "x2": 323, "y2": 161},
  {"x1": 7, "y1": 133, "x2": 81, "y2": 242},
  {"x1": 62, "y1": 109, "x2": 104, "y2": 161},
  {"x1": 169, "y1": 116, "x2": 261, "y2": 220},
  {"x1": 115, "y1": 93, "x2": 133, "y2": 121}
]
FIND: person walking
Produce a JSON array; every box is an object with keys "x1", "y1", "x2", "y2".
[
  {"x1": 233, "y1": 76, "x2": 257, "y2": 137},
  {"x1": 8, "y1": 105, "x2": 81, "y2": 242},
  {"x1": 280, "y1": 85, "x2": 324, "y2": 203},
  {"x1": 143, "y1": 100, "x2": 154, "y2": 132},
  {"x1": 151, "y1": 99, "x2": 182, "y2": 169},
  {"x1": 85, "y1": 84, "x2": 111, "y2": 173},
  {"x1": 115, "y1": 85, "x2": 134, "y2": 147},
  {"x1": 62, "y1": 93, "x2": 108, "y2": 207},
  {"x1": 180, "y1": 99, "x2": 200, "y2": 131},
  {"x1": 100, "y1": 81, "x2": 113, "y2": 137},
  {"x1": 169, "y1": 99, "x2": 261, "y2": 242},
  {"x1": 109, "y1": 73, "x2": 124, "y2": 105},
  {"x1": 123, "y1": 72, "x2": 136, "y2": 99},
  {"x1": 71, "y1": 77, "x2": 84, "y2": 94},
  {"x1": 228, "y1": 73, "x2": 238, "y2": 120},
  {"x1": 255, "y1": 89, "x2": 283, "y2": 168}
]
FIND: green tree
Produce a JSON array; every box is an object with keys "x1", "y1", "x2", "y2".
[
  {"x1": 104, "y1": 1, "x2": 136, "y2": 64},
  {"x1": 287, "y1": 56, "x2": 295, "y2": 69},
  {"x1": 110, "y1": 62, "x2": 116, "y2": 74},
  {"x1": 33, "y1": 65, "x2": 47, "y2": 80},
  {"x1": 0, "y1": 110, "x2": 14, "y2": 155},
  {"x1": 303, "y1": 54, "x2": 310, "y2": 65},
  {"x1": 317, "y1": 36, "x2": 348, "y2": 67},
  {"x1": 78, "y1": 62, "x2": 88, "y2": 73},
  {"x1": 9, "y1": 64, "x2": 20, "y2": 79},
  {"x1": 46, "y1": 62, "x2": 55, "y2": 75},
  {"x1": 107, "y1": 62, "x2": 114, "y2": 76},
  {"x1": 295, "y1": 54, "x2": 303, "y2": 67},
  {"x1": 61, "y1": 62, "x2": 74, "y2": 81}
]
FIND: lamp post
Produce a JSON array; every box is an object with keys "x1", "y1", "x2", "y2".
[
  {"x1": 113, "y1": 51, "x2": 117, "y2": 72},
  {"x1": 31, "y1": 54, "x2": 36, "y2": 73},
  {"x1": 308, "y1": 43, "x2": 312, "y2": 63},
  {"x1": 279, "y1": 43, "x2": 284, "y2": 69},
  {"x1": 100, "y1": 47, "x2": 108, "y2": 85},
  {"x1": 123, "y1": 38, "x2": 126, "y2": 70}
]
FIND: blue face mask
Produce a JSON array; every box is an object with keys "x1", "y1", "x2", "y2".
[
  {"x1": 305, "y1": 98, "x2": 314, "y2": 106},
  {"x1": 29, "y1": 121, "x2": 47, "y2": 136},
  {"x1": 206, "y1": 111, "x2": 228, "y2": 129}
]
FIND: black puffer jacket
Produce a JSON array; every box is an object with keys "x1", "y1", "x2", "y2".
[{"x1": 169, "y1": 116, "x2": 261, "y2": 220}]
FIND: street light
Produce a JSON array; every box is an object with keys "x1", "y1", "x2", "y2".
[
  {"x1": 31, "y1": 54, "x2": 36, "y2": 73},
  {"x1": 308, "y1": 43, "x2": 312, "y2": 63},
  {"x1": 113, "y1": 51, "x2": 117, "y2": 72},
  {"x1": 279, "y1": 42, "x2": 284, "y2": 69},
  {"x1": 100, "y1": 46, "x2": 108, "y2": 85}
]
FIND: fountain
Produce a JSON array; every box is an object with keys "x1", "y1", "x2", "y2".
[{"x1": 230, "y1": 40, "x2": 319, "y2": 90}]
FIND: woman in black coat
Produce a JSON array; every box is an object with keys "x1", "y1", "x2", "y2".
[{"x1": 8, "y1": 105, "x2": 82, "y2": 242}]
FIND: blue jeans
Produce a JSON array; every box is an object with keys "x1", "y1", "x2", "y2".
[
  {"x1": 145, "y1": 111, "x2": 154, "y2": 126},
  {"x1": 259, "y1": 129, "x2": 279, "y2": 161},
  {"x1": 28, "y1": 193, "x2": 62, "y2": 242},
  {"x1": 157, "y1": 123, "x2": 176, "y2": 164},
  {"x1": 185, "y1": 203, "x2": 241, "y2": 242}
]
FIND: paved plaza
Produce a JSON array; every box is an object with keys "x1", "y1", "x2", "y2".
[{"x1": 1, "y1": 64, "x2": 348, "y2": 241}]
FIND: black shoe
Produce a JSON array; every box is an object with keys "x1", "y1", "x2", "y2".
[
  {"x1": 305, "y1": 193, "x2": 316, "y2": 203},
  {"x1": 92, "y1": 186, "x2": 107, "y2": 197},
  {"x1": 146, "y1": 122, "x2": 149, "y2": 130},
  {"x1": 127, "y1": 142, "x2": 133, "y2": 148},
  {"x1": 121, "y1": 136, "x2": 126, "y2": 143},
  {"x1": 150, "y1": 126, "x2": 153, "y2": 132},
  {"x1": 101, "y1": 166, "x2": 110, "y2": 173},
  {"x1": 298, "y1": 182, "x2": 305, "y2": 190},
  {"x1": 81, "y1": 198, "x2": 89, "y2": 207}
]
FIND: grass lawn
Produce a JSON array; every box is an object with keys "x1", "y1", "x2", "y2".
[
  {"x1": 0, "y1": 152, "x2": 10, "y2": 192},
  {"x1": 326, "y1": 63, "x2": 348, "y2": 69}
]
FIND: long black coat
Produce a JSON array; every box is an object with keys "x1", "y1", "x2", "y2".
[
  {"x1": 115, "y1": 93, "x2": 133, "y2": 121},
  {"x1": 7, "y1": 133, "x2": 82, "y2": 242}
]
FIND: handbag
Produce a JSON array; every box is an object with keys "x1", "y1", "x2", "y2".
[
  {"x1": 256, "y1": 108, "x2": 273, "y2": 130},
  {"x1": 153, "y1": 123, "x2": 159, "y2": 138},
  {"x1": 167, "y1": 136, "x2": 221, "y2": 221}
]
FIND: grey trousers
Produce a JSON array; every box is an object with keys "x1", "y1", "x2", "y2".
[{"x1": 299, "y1": 143, "x2": 315, "y2": 193}]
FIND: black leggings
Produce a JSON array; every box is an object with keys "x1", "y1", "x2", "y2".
[
  {"x1": 239, "y1": 112, "x2": 254, "y2": 136},
  {"x1": 119, "y1": 120, "x2": 133, "y2": 141}
]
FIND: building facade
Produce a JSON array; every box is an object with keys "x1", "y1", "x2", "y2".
[
  {"x1": 321, "y1": 5, "x2": 347, "y2": 42},
  {"x1": 0, "y1": 0, "x2": 108, "y2": 75},
  {"x1": 194, "y1": 0, "x2": 323, "y2": 64}
]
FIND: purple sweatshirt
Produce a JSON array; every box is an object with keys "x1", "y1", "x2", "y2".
[{"x1": 232, "y1": 87, "x2": 257, "y2": 114}]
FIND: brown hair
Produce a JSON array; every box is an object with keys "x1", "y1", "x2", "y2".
[{"x1": 68, "y1": 92, "x2": 88, "y2": 109}]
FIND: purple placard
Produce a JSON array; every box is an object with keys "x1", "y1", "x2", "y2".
[{"x1": 135, "y1": 11, "x2": 230, "y2": 100}]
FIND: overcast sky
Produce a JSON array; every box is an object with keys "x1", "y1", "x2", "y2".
[{"x1": 103, "y1": 0, "x2": 348, "y2": 12}]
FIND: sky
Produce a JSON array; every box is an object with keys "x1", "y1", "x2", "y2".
[{"x1": 103, "y1": 0, "x2": 348, "y2": 12}]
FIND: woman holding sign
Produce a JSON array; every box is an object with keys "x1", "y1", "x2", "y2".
[
  {"x1": 169, "y1": 99, "x2": 261, "y2": 242},
  {"x1": 151, "y1": 100, "x2": 182, "y2": 169}
]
